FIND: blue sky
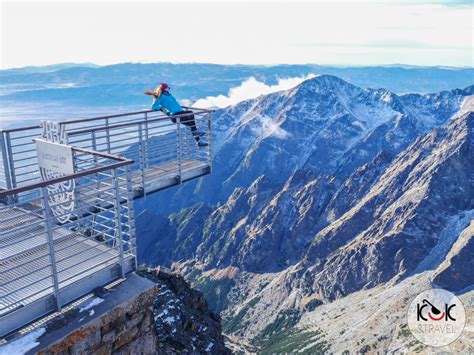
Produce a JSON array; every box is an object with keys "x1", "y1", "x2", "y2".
[{"x1": 1, "y1": 0, "x2": 473, "y2": 68}]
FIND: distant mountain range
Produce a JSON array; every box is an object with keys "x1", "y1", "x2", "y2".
[
  {"x1": 1, "y1": 63, "x2": 473, "y2": 110},
  {"x1": 135, "y1": 75, "x2": 473, "y2": 352}
]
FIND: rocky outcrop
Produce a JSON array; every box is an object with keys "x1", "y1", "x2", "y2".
[
  {"x1": 36, "y1": 278, "x2": 158, "y2": 355},
  {"x1": 433, "y1": 220, "x2": 474, "y2": 292},
  {"x1": 28, "y1": 271, "x2": 229, "y2": 354},
  {"x1": 139, "y1": 268, "x2": 231, "y2": 354}
]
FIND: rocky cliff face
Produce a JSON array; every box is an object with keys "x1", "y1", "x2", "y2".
[
  {"x1": 140, "y1": 268, "x2": 230, "y2": 354},
  {"x1": 297, "y1": 111, "x2": 474, "y2": 300}
]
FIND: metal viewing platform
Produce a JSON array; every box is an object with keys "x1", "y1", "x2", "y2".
[{"x1": 0, "y1": 108, "x2": 213, "y2": 337}]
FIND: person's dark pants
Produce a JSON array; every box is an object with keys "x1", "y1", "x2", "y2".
[{"x1": 171, "y1": 110, "x2": 200, "y2": 141}]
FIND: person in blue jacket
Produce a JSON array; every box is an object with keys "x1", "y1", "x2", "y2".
[{"x1": 144, "y1": 83, "x2": 207, "y2": 147}]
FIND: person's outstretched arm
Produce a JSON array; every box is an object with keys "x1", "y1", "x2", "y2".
[{"x1": 144, "y1": 90, "x2": 158, "y2": 97}]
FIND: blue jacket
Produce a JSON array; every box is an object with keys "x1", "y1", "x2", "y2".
[{"x1": 151, "y1": 92, "x2": 183, "y2": 115}]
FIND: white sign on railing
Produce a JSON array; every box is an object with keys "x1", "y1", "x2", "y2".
[
  {"x1": 35, "y1": 124, "x2": 76, "y2": 223},
  {"x1": 35, "y1": 139, "x2": 74, "y2": 175}
]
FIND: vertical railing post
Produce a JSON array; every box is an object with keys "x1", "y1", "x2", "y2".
[
  {"x1": 186, "y1": 127, "x2": 190, "y2": 161},
  {"x1": 105, "y1": 118, "x2": 111, "y2": 154},
  {"x1": 42, "y1": 186, "x2": 62, "y2": 312},
  {"x1": 207, "y1": 112, "x2": 212, "y2": 173},
  {"x1": 0, "y1": 131, "x2": 13, "y2": 191},
  {"x1": 176, "y1": 116, "x2": 182, "y2": 183},
  {"x1": 144, "y1": 112, "x2": 149, "y2": 168},
  {"x1": 5, "y1": 131, "x2": 17, "y2": 189},
  {"x1": 112, "y1": 168, "x2": 125, "y2": 278},
  {"x1": 71, "y1": 149, "x2": 83, "y2": 233},
  {"x1": 92, "y1": 131, "x2": 100, "y2": 190},
  {"x1": 124, "y1": 164, "x2": 137, "y2": 269},
  {"x1": 138, "y1": 123, "x2": 146, "y2": 192},
  {"x1": 91, "y1": 130, "x2": 97, "y2": 153}
]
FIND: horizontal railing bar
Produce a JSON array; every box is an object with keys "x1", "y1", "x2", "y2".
[
  {"x1": 12, "y1": 170, "x2": 37, "y2": 177},
  {"x1": 57, "y1": 254, "x2": 119, "y2": 287},
  {"x1": 8, "y1": 147, "x2": 37, "y2": 154},
  {"x1": 1, "y1": 262, "x2": 53, "y2": 287},
  {"x1": 2, "y1": 283, "x2": 54, "y2": 309},
  {"x1": 1, "y1": 216, "x2": 45, "y2": 238},
  {"x1": 99, "y1": 125, "x2": 143, "y2": 134},
  {"x1": 9, "y1": 133, "x2": 42, "y2": 140},
  {"x1": 11, "y1": 156, "x2": 37, "y2": 164},
  {"x1": 64, "y1": 117, "x2": 142, "y2": 130},
  {"x1": 1, "y1": 249, "x2": 55, "y2": 276},
  {"x1": 2, "y1": 273, "x2": 53, "y2": 300},
  {"x1": 45, "y1": 204, "x2": 114, "y2": 221},
  {"x1": 0, "y1": 161, "x2": 132, "y2": 199},
  {"x1": 106, "y1": 144, "x2": 139, "y2": 151},
  {"x1": 60, "y1": 110, "x2": 154, "y2": 125},
  {"x1": 0, "y1": 229, "x2": 77, "y2": 258},
  {"x1": 1, "y1": 111, "x2": 149, "y2": 135},
  {"x1": 72, "y1": 146, "x2": 132, "y2": 162},
  {"x1": 67, "y1": 111, "x2": 206, "y2": 136},
  {"x1": 1, "y1": 124, "x2": 42, "y2": 133},
  {"x1": 58, "y1": 250, "x2": 117, "y2": 278},
  {"x1": 53, "y1": 235, "x2": 116, "y2": 258},
  {"x1": 1, "y1": 107, "x2": 211, "y2": 134},
  {"x1": 182, "y1": 105, "x2": 215, "y2": 113},
  {"x1": 56, "y1": 239, "x2": 118, "y2": 264},
  {"x1": 101, "y1": 136, "x2": 140, "y2": 145}
]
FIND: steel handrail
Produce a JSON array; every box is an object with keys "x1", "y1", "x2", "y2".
[
  {"x1": 0, "y1": 147, "x2": 133, "y2": 199},
  {"x1": 0, "y1": 110, "x2": 154, "y2": 133},
  {"x1": 0, "y1": 107, "x2": 214, "y2": 134},
  {"x1": 66, "y1": 110, "x2": 208, "y2": 136},
  {"x1": 182, "y1": 105, "x2": 215, "y2": 113}
]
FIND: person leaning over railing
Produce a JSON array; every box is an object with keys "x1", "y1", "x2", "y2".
[{"x1": 144, "y1": 83, "x2": 208, "y2": 147}]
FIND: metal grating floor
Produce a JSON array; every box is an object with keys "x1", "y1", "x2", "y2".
[
  {"x1": 0, "y1": 207, "x2": 121, "y2": 316},
  {"x1": 0, "y1": 206, "x2": 78, "y2": 262}
]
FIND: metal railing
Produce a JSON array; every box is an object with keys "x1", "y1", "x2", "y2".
[
  {"x1": 0, "y1": 107, "x2": 213, "y2": 193},
  {"x1": 0, "y1": 106, "x2": 213, "y2": 336},
  {"x1": 0, "y1": 147, "x2": 135, "y2": 336}
]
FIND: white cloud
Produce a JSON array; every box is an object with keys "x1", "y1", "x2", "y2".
[{"x1": 193, "y1": 74, "x2": 316, "y2": 109}]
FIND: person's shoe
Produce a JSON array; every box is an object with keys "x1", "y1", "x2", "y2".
[
  {"x1": 198, "y1": 141, "x2": 208, "y2": 147},
  {"x1": 192, "y1": 130, "x2": 205, "y2": 137}
]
